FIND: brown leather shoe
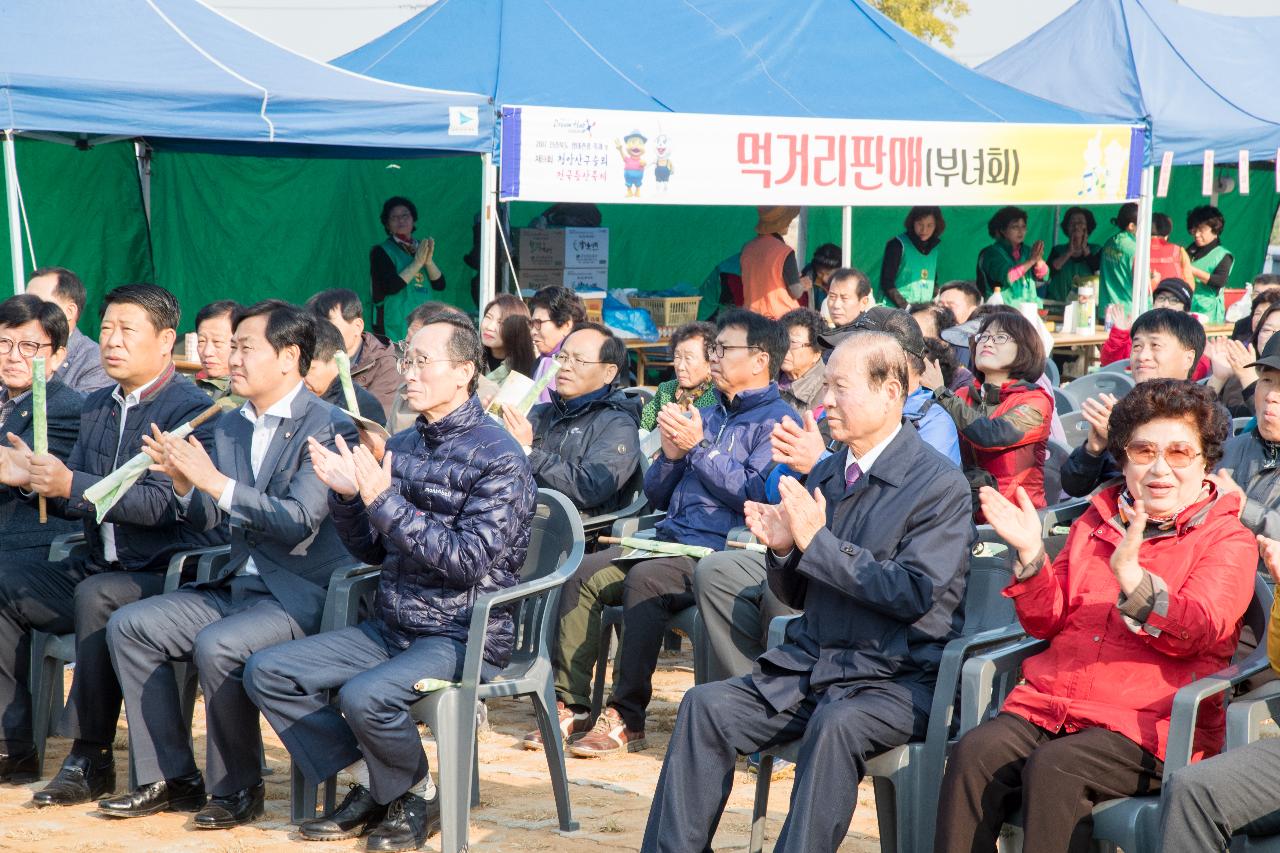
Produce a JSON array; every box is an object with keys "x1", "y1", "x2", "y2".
[
  {"x1": 568, "y1": 708, "x2": 646, "y2": 757},
  {"x1": 522, "y1": 701, "x2": 590, "y2": 750}
]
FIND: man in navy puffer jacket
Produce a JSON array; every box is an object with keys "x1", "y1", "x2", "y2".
[
  {"x1": 245, "y1": 314, "x2": 535, "y2": 851},
  {"x1": 525, "y1": 309, "x2": 796, "y2": 760}
]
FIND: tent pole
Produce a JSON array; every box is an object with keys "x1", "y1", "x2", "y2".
[
  {"x1": 134, "y1": 140, "x2": 152, "y2": 225},
  {"x1": 1130, "y1": 165, "x2": 1156, "y2": 319},
  {"x1": 841, "y1": 206, "x2": 852, "y2": 267},
  {"x1": 3, "y1": 131, "x2": 24, "y2": 295},
  {"x1": 478, "y1": 152, "x2": 498, "y2": 317}
]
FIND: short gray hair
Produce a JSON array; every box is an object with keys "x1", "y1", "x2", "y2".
[
  {"x1": 834, "y1": 330, "x2": 909, "y2": 394},
  {"x1": 428, "y1": 315, "x2": 482, "y2": 394}
]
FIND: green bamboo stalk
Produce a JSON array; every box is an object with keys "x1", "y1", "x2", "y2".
[
  {"x1": 599, "y1": 536, "x2": 714, "y2": 559},
  {"x1": 31, "y1": 357, "x2": 46, "y2": 523},
  {"x1": 333, "y1": 350, "x2": 360, "y2": 415}
]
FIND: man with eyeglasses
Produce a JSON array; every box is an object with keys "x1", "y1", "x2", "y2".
[
  {"x1": 245, "y1": 315, "x2": 536, "y2": 850},
  {"x1": 536, "y1": 309, "x2": 796, "y2": 759},
  {"x1": 0, "y1": 294, "x2": 84, "y2": 562},
  {"x1": 502, "y1": 322, "x2": 641, "y2": 518}
]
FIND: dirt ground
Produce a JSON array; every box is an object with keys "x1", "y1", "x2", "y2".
[{"x1": 0, "y1": 649, "x2": 883, "y2": 852}]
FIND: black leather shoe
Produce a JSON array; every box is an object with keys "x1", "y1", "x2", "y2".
[
  {"x1": 31, "y1": 753, "x2": 114, "y2": 806},
  {"x1": 193, "y1": 781, "x2": 264, "y2": 830},
  {"x1": 0, "y1": 746, "x2": 39, "y2": 785},
  {"x1": 365, "y1": 792, "x2": 440, "y2": 852},
  {"x1": 96, "y1": 771, "x2": 206, "y2": 818},
  {"x1": 298, "y1": 783, "x2": 387, "y2": 841}
]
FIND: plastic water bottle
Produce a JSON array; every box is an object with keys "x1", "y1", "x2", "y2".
[{"x1": 988, "y1": 287, "x2": 1005, "y2": 306}]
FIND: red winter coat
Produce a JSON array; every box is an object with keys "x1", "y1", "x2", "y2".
[
  {"x1": 1002, "y1": 484, "x2": 1256, "y2": 762},
  {"x1": 938, "y1": 379, "x2": 1053, "y2": 512}
]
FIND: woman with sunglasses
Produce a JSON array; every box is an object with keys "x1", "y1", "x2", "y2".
[
  {"x1": 927, "y1": 310, "x2": 1053, "y2": 518},
  {"x1": 935, "y1": 379, "x2": 1258, "y2": 853}
]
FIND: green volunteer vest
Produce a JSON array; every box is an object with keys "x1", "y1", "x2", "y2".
[
  {"x1": 1189, "y1": 244, "x2": 1231, "y2": 323},
  {"x1": 1046, "y1": 243, "x2": 1101, "y2": 303},
  {"x1": 893, "y1": 234, "x2": 939, "y2": 304},
  {"x1": 376, "y1": 237, "x2": 429, "y2": 341},
  {"x1": 1097, "y1": 230, "x2": 1137, "y2": 313},
  {"x1": 979, "y1": 240, "x2": 1042, "y2": 310}
]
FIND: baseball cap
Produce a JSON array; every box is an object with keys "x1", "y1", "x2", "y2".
[
  {"x1": 1152, "y1": 278, "x2": 1192, "y2": 311},
  {"x1": 1248, "y1": 330, "x2": 1280, "y2": 372},
  {"x1": 846, "y1": 306, "x2": 928, "y2": 359}
]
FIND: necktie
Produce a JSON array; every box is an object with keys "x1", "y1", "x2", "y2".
[{"x1": 844, "y1": 462, "x2": 863, "y2": 490}]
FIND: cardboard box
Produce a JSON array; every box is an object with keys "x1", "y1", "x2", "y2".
[
  {"x1": 518, "y1": 267, "x2": 609, "y2": 291},
  {"x1": 518, "y1": 227, "x2": 609, "y2": 269}
]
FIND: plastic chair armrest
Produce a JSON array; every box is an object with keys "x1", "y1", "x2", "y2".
[
  {"x1": 1226, "y1": 679, "x2": 1280, "y2": 751},
  {"x1": 1163, "y1": 644, "x2": 1274, "y2": 777},
  {"x1": 959, "y1": 636, "x2": 1044, "y2": 734}
]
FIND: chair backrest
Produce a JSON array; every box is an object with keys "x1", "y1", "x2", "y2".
[
  {"x1": 1059, "y1": 411, "x2": 1092, "y2": 449},
  {"x1": 622, "y1": 386, "x2": 655, "y2": 406},
  {"x1": 962, "y1": 526, "x2": 1017, "y2": 636},
  {"x1": 1234, "y1": 417, "x2": 1255, "y2": 436},
  {"x1": 1043, "y1": 357, "x2": 1060, "y2": 388},
  {"x1": 1237, "y1": 572, "x2": 1275, "y2": 666},
  {"x1": 1098, "y1": 359, "x2": 1130, "y2": 374},
  {"x1": 1063, "y1": 371, "x2": 1135, "y2": 409},
  {"x1": 1053, "y1": 387, "x2": 1076, "y2": 415},
  {"x1": 1040, "y1": 497, "x2": 1091, "y2": 560},
  {"x1": 509, "y1": 489, "x2": 587, "y2": 664},
  {"x1": 1043, "y1": 440, "x2": 1071, "y2": 505}
]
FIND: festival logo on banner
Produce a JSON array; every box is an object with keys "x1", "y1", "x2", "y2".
[{"x1": 499, "y1": 105, "x2": 1144, "y2": 206}]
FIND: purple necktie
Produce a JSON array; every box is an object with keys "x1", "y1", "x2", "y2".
[{"x1": 844, "y1": 462, "x2": 863, "y2": 490}]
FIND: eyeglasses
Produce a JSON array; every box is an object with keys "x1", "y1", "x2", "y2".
[
  {"x1": 529, "y1": 318, "x2": 554, "y2": 329},
  {"x1": 398, "y1": 354, "x2": 461, "y2": 374},
  {"x1": 973, "y1": 332, "x2": 1013, "y2": 346},
  {"x1": 0, "y1": 338, "x2": 52, "y2": 358},
  {"x1": 553, "y1": 352, "x2": 607, "y2": 369},
  {"x1": 711, "y1": 343, "x2": 760, "y2": 359},
  {"x1": 1123, "y1": 440, "x2": 1202, "y2": 469}
]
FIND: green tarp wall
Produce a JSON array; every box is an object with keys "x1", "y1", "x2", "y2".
[{"x1": 4, "y1": 140, "x2": 1277, "y2": 334}]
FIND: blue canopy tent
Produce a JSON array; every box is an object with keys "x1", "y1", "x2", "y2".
[
  {"x1": 978, "y1": 0, "x2": 1280, "y2": 165},
  {"x1": 0, "y1": 0, "x2": 493, "y2": 293},
  {"x1": 335, "y1": 0, "x2": 1142, "y2": 310}
]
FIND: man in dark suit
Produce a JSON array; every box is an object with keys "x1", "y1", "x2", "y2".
[
  {"x1": 0, "y1": 294, "x2": 83, "y2": 558},
  {"x1": 100, "y1": 301, "x2": 359, "y2": 828},
  {"x1": 641, "y1": 330, "x2": 974, "y2": 853},
  {"x1": 0, "y1": 284, "x2": 225, "y2": 805}
]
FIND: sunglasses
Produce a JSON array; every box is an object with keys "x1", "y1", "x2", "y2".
[{"x1": 1123, "y1": 440, "x2": 1201, "y2": 469}]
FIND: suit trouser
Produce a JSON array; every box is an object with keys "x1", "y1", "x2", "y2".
[
  {"x1": 691, "y1": 551, "x2": 798, "y2": 684},
  {"x1": 106, "y1": 575, "x2": 302, "y2": 794},
  {"x1": 0, "y1": 554, "x2": 163, "y2": 752},
  {"x1": 934, "y1": 711, "x2": 1164, "y2": 853},
  {"x1": 1159, "y1": 735, "x2": 1280, "y2": 853},
  {"x1": 641, "y1": 674, "x2": 925, "y2": 853},
  {"x1": 244, "y1": 620, "x2": 495, "y2": 806}
]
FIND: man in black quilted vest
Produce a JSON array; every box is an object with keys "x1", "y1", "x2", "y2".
[
  {"x1": 0, "y1": 284, "x2": 224, "y2": 807},
  {"x1": 245, "y1": 314, "x2": 537, "y2": 851}
]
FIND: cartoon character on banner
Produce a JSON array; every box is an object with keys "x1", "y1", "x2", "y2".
[
  {"x1": 615, "y1": 130, "x2": 648, "y2": 198},
  {"x1": 654, "y1": 134, "x2": 674, "y2": 193}
]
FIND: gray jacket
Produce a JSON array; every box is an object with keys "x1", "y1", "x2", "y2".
[
  {"x1": 182, "y1": 388, "x2": 360, "y2": 634},
  {"x1": 1216, "y1": 430, "x2": 1280, "y2": 539},
  {"x1": 55, "y1": 328, "x2": 111, "y2": 393}
]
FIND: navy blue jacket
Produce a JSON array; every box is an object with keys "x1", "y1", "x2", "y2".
[
  {"x1": 528, "y1": 386, "x2": 642, "y2": 516},
  {"x1": 758, "y1": 425, "x2": 973, "y2": 713},
  {"x1": 329, "y1": 395, "x2": 537, "y2": 666},
  {"x1": 645, "y1": 383, "x2": 797, "y2": 550},
  {"x1": 48, "y1": 364, "x2": 227, "y2": 572},
  {"x1": 0, "y1": 380, "x2": 83, "y2": 551}
]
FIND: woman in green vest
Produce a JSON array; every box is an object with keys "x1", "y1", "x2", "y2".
[
  {"x1": 368, "y1": 195, "x2": 446, "y2": 340},
  {"x1": 1186, "y1": 205, "x2": 1234, "y2": 323},
  {"x1": 881, "y1": 206, "x2": 944, "y2": 308},
  {"x1": 1046, "y1": 206, "x2": 1101, "y2": 302},
  {"x1": 975, "y1": 206, "x2": 1047, "y2": 309},
  {"x1": 1097, "y1": 202, "x2": 1139, "y2": 313}
]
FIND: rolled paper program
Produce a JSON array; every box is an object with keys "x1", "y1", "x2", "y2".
[
  {"x1": 32, "y1": 356, "x2": 46, "y2": 523},
  {"x1": 333, "y1": 350, "x2": 360, "y2": 414},
  {"x1": 83, "y1": 402, "x2": 224, "y2": 523}
]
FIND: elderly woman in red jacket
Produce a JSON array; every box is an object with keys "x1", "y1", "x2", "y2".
[
  {"x1": 926, "y1": 309, "x2": 1053, "y2": 516},
  {"x1": 934, "y1": 379, "x2": 1258, "y2": 853}
]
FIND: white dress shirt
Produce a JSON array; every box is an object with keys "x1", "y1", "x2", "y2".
[
  {"x1": 102, "y1": 368, "x2": 169, "y2": 563},
  {"x1": 843, "y1": 423, "x2": 902, "y2": 483},
  {"x1": 216, "y1": 381, "x2": 306, "y2": 576}
]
